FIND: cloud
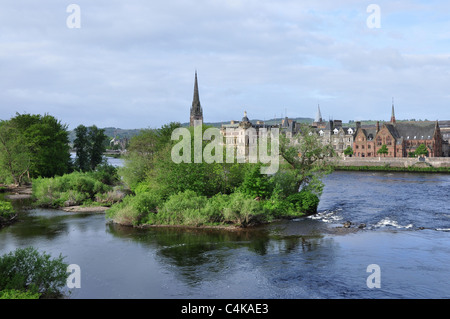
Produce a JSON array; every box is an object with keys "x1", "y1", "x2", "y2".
[{"x1": 0, "y1": 0, "x2": 448, "y2": 130}]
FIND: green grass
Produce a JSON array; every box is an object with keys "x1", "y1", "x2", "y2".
[{"x1": 334, "y1": 165, "x2": 450, "y2": 173}]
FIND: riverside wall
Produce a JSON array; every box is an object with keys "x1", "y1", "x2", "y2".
[{"x1": 334, "y1": 157, "x2": 450, "y2": 168}]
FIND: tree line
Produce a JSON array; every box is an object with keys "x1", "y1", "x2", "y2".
[{"x1": 0, "y1": 113, "x2": 108, "y2": 185}]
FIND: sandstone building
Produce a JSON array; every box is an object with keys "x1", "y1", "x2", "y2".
[{"x1": 353, "y1": 105, "x2": 443, "y2": 158}]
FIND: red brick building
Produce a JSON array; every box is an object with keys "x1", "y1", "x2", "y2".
[{"x1": 353, "y1": 106, "x2": 443, "y2": 158}]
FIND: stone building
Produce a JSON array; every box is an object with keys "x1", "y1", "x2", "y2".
[
  {"x1": 318, "y1": 120, "x2": 355, "y2": 156},
  {"x1": 439, "y1": 120, "x2": 450, "y2": 157},
  {"x1": 220, "y1": 111, "x2": 279, "y2": 158},
  {"x1": 353, "y1": 105, "x2": 443, "y2": 158}
]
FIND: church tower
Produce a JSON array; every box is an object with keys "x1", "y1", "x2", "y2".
[{"x1": 190, "y1": 71, "x2": 203, "y2": 127}]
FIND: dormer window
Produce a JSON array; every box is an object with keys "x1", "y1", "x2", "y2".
[{"x1": 333, "y1": 128, "x2": 339, "y2": 134}]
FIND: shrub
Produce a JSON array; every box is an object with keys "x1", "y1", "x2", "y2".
[
  {"x1": 0, "y1": 200, "x2": 15, "y2": 220},
  {"x1": 88, "y1": 163, "x2": 119, "y2": 186},
  {"x1": 222, "y1": 192, "x2": 264, "y2": 227},
  {"x1": 239, "y1": 163, "x2": 273, "y2": 199},
  {"x1": 0, "y1": 247, "x2": 68, "y2": 298},
  {"x1": 107, "y1": 191, "x2": 162, "y2": 226},
  {"x1": 286, "y1": 190, "x2": 320, "y2": 215},
  {"x1": 155, "y1": 190, "x2": 209, "y2": 226},
  {"x1": 32, "y1": 172, "x2": 112, "y2": 208},
  {"x1": 0, "y1": 289, "x2": 41, "y2": 299}
]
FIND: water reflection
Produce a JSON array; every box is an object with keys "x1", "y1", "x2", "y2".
[{"x1": 105, "y1": 221, "x2": 332, "y2": 288}]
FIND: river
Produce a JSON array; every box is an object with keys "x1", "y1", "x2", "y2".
[{"x1": 1, "y1": 165, "x2": 449, "y2": 299}]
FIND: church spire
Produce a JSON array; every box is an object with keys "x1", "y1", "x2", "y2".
[
  {"x1": 390, "y1": 97, "x2": 396, "y2": 124},
  {"x1": 315, "y1": 104, "x2": 323, "y2": 123},
  {"x1": 190, "y1": 71, "x2": 203, "y2": 126}
]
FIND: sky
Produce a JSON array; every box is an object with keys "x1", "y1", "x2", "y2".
[{"x1": 0, "y1": 0, "x2": 449, "y2": 130}]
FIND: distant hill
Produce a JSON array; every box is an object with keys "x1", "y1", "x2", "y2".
[
  {"x1": 181, "y1": 117, "x2": 315, "y2": 128},
  {"x1": 68, "y1": 117, "x2": 323, "y2": 142}
]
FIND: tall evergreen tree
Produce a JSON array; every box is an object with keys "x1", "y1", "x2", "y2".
[
  {"x1": 73, "y1": 125, "x2": 90, "y2": 172},
  {"x1": 73, "y1": 125, "x2": 107, "y2": 171}
]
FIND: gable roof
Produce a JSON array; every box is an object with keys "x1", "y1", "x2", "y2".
[{"x1": 394, "y1": 122, "x2": 437, "y2": 140}]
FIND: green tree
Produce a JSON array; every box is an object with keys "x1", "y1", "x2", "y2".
[
  {"x1": 377, "y1": 144, "x2": 389, "y2": 157},
  {"x1": 0, "y1": 113, "x2": 71, "y2": 183},
  {"x1": 0, "y1": 247, "x2": 69, "y2": 298},
  {"x1": 73, "y1": 125, "x2": 90, "y2": 172},
  {"x1": 88, "y1": 125, "x2": 107, "y2": 170},
  {"x1": 279, "y1": 124, "x2": 334, "y2": 195},
  {"x1": 0, "y1": 120, "x2": 31, "y2": 185},
  {"x1": 119, "y1": 122, "x2": 181, "y2": 190},
  {"x1": 73, "y1": 125, "x2": 108, "y2": 171},
  {"x1": 344, "y1": 146, "x2": 353, "y2": 157},
  {"x1": 239, "y1": 162, "x2": 272, "y2": 199},
  {"x1": 415, "y1": 144, "x2": 428, "y2": 157}
]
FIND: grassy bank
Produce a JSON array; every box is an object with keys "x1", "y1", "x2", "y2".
[{"x1": 334, "y1": 165, "x2": 450, "y2": 173}]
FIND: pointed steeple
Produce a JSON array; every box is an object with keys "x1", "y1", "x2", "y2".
[
  {"x1": 190, "y1": 71, "x2": 203, "y2": 126},
  {"x1": 315, "y1": 104, "x2": 323, "y2": 123},
  {"x1": 390, "y1": 97, "x2": 396, "y2": 124}
]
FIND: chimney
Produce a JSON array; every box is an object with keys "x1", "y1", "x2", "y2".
[
  {"x1": 356, "y1": 121, "x2": 361, "y2": 129},
  {"x1": 376, "y1": 121, "x2": 380, "y2": 132}
]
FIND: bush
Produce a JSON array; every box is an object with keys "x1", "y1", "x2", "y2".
[
  {"x1": 88, "y1": 163, "x2": 119, "y2": 186},
  {"x1": 239, "y1": 163, "x2": 273, "y2": 199},
  {"x1": 0, "y1": 247, "x2": 68, "y2": 298},
  {"x1": 222, "y1": 191, "x2": 264, "y2": 227},
  {"x1": 0, "y1": 200, "x2": 15, "y2": 220},
  {"x1": 107, "y1": 191, "x2": 162, "y2": 226},
  {"x1": 154, "y1": 190, "x2": 210, "y2": 226},
  {"x1": 0, "y1": 289, "x2": 41, "y2": 299},
  {"x1": 286, "y1": 190, "x2": 320, "y2": 215},
  {"x1": 32, "y1": 171, "x2": 112, "y2": 208}
]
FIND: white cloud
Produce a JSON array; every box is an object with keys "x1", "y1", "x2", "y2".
[{"x1": 0, "y1": 0, "x2": 448, "y2": 129}]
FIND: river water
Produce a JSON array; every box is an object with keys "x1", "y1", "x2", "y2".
[{"x1": 1, "y1": 169, "x2": 449, "y2": 299}]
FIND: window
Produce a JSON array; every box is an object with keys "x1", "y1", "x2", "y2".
[
  {"x1": 368, "y1": 145, "x2": 371, "y2": 149},
  {"x1": 386, "y1": 136, "x2": 392, "y2": 145},
  {"x1": 377, "y1": 137, "x2": 382, "y2": 146}
]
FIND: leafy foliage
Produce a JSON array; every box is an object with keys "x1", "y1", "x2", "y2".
[
  {"x1": 377, "y1": 144, "x2": 389, "y2": 156},
  {"x1": 111, "y1": 122, "x2": 334, "y2": 228},
  {"x1": 0, "y1": 289, "x2": 41, "y2": 299},
  {"x1": 344, "y1": 146, "x2": 353, "y2": 156},
  {"x1": 415, "y1": 144, "x2": 428, "y2": 156},
  {"x1": 0, "y1": 200, "x2": 15, "y2": 220},
  {"x1": 32, "y1": 171, "x2": 113, "y2": 208},
  {"x1": 0, "y1": 247, "x2": 68, "y2": 298},
  {"x1": 73, "y1": 125, "x2": 108, "y2": 171}
]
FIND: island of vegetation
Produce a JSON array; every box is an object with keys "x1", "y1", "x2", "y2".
[
  {"x1": 106, "y1": 122, "x2": 334, "y2": 228},
  {"x1": 0, "y1": 113, "x2": 334, "y2": 230}
]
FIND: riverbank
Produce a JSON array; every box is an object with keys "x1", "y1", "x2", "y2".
[
  {"x1": 333, "y1": 156, "x2": 450, "y2": 173},
  {"x1": 334, "y1": 165, "x2": 450, "y2": 173}
]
